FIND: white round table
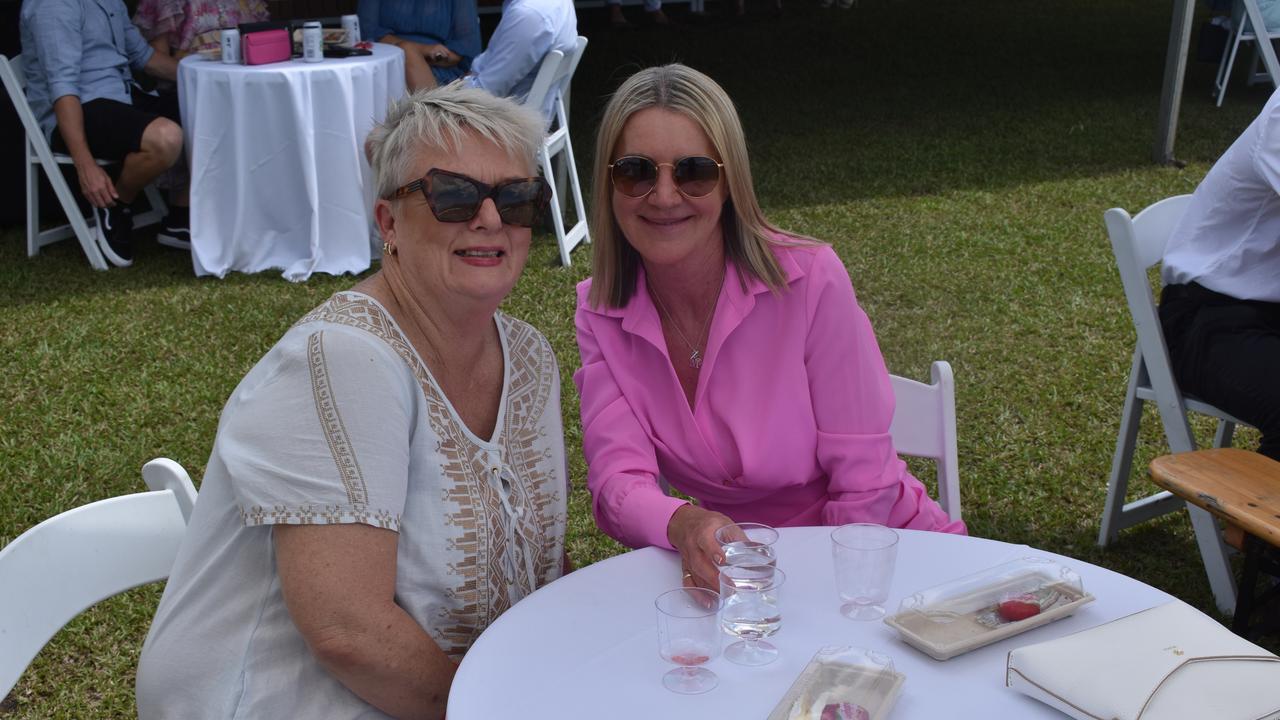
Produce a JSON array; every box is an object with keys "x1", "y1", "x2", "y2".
[
  {"x1": 178, "y1": 44, "x2": 406, "y2": 281},
  {"x1": 448, "y1": 527, "x2": 1180, "y2": 718}
]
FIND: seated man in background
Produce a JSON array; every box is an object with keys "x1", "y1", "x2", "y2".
[
  {"x1": 464, "y1": 0, "x2": 577, "y2": 126},
  {"x1": 20, "y1": 0, "x2": 188, "y2": 268},
  {"x1": 1160, "y1": 88, "x2": 1280, "y2": 461}
]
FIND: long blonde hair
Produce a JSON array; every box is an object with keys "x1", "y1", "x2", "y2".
[{"x1": 588, "y1": 64, "x2": 806, "y2": 309}]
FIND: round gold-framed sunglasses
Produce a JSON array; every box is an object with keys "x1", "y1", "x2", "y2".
[{"x1": 608, "y1": 155, "x2": 724, "y2": 199}]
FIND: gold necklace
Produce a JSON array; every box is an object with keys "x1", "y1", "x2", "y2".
[{"x1": 648, "y1": 275, "x2": 723, "y2": 369}]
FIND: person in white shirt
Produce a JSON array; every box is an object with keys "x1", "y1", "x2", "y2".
[
  {"x1": 1160, "y1": 88, "x2": 1280, "y2": 461},
  {"x1": 464, "y1": 0, "x2": 577, "y2": 125}
]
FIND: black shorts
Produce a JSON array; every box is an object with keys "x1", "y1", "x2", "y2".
[{"x1": 51, "y1": 87, "x2": 181, "y2": 162}]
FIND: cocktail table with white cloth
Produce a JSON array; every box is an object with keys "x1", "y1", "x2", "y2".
[
  {"x1": 178, "y1": 45, "x2": 406, "y2": 281},
  {"x1": 448, "y1": 527, "x2": 1183, "y2": 718}
]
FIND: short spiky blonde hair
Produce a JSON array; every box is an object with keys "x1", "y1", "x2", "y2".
[
  {"x1": 367, "y1": 83, "x2": 545, "y2": 200},
  {"x1": 588, "y1": 64, "x2": 804, "y2": 309}
]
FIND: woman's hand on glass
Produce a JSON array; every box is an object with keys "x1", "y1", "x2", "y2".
[{"x1": 667, "y1": 504, "x2": 734, "y2": 592}]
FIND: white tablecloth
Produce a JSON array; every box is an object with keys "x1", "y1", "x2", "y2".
[
  {"x1": 178, "y1": 44, "x2": 406, "y2": 281},
  {"x1": 449, "y1": 527, "x2": 1182, "y2": 719}
]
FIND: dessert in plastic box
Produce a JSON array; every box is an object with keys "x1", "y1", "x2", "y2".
[
  {"x1": 290, "y1": 27, "x2": 352, "y2": 47},
  {"x1": 768, "y1": 646, "x2": 905, "y2": 720},
  {"x1": 884, "y1": 557, "x2": 1094, "y2": 661}
]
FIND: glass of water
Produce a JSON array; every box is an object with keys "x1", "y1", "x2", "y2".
[
  {"x1": 831, "y1": 523, "x2": 899, "y2": 620},
  {"x1": 655, "y1": 588, "x2": 722, "y2": 694},
  {"x1": 715, "y1": 522, "x2": 779, "y2": 568},
  {"x1": 719, "y1": 564, "x2": 786, "y2": 666}
]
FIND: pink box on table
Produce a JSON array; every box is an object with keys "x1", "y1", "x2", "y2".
[{"x1": 242, "y1": 29, "x2": 292, "y2": 66}]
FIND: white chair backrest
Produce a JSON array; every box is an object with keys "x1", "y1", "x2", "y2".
[
  {"x1": 889, "y1": 360, "x2": 962, "y2": 522},
  {"x1": 524, "y1": 49, "x2": 564, "y2": 127},
  {"x1": 0, "y1": 459, "x2": 196, "y2": 697},
  {"x1": 1105, "y1": 195, "x2": 1194, "y2": 444},
  {"x1": 142, "y1": 457, "x2": 198, "y2": 524},
  {"x1": 1, "y1": 53, "x2": 26, "y2": 91},
  {"x1": 522, "y1": 48, "x2": 563, "y2": 124},
  {"x1": 523, "y1": 36, "x2": 588, "y2": 129},
  {"x1": 1106, "y1": 195, "x2": 1190, "y2": 362},
  {"x1": 563, "y1": 36, "x2": 588, "y2": 86},
  {"x1": 1114, "y1": 194, "x2": 1192, "y2": 273},
  {"x1": 0, "y1": 54, "x2": 41, "y2": 143},
  {"x1": 556, "y1": 36, "x2": 588, "y2": 125}
]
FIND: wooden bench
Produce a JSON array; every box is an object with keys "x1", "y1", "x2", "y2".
[{"x1": 1149, "y1": 448, "x2": 1280, "y2": 637}]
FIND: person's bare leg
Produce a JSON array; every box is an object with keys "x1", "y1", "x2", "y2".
[
  {"x1": 115, "y1": 118, "x2": 182, "y2": 204},
  {"x1": 404, "y1": 51, "x2": 439, "y2": 92}
]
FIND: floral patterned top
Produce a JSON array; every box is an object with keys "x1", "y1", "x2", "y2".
[{"x1": 133, "y1": 0, "x2": 269, "y2": 56}]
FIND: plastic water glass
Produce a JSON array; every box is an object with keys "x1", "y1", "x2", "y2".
[
  {"x1": 715, "y1": 522, "x2": 779, "y2": 568},
  {"x1": 831, "y1": 524, "x2": 899, "y2": 620},
  {"x1": 719, "y1": 565, "x2": 786, "y2": 666}
]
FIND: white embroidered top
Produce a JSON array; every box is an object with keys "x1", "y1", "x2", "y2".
[{"x1": 136, "y1": 292, "x2": 567, "y2": 719}]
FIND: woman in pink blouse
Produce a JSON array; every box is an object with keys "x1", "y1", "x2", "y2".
[{"x1": 574, "y1": 64, "x2": 966, "y2": 593}]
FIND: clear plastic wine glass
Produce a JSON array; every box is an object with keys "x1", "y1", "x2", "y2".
[
  {"x1": 719, "y1": 565, "x2": 786, "y2": 666},
  {"x1": 715, "y1": 522, "x2": 779, "y2": 568},
  {"x1": 655, "y1": 587, "x2": 722, "y2": 694}
]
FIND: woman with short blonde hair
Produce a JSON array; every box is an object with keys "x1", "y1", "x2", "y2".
[
  {"x1": 138, "y1": 85, "x2": 565, "y2": 720},
  {"x1": 575, "y1": 64, "x2": 964, "y2": 595}
]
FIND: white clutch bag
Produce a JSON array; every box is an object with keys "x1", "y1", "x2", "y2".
[{"x1": 1006, "y1": 601, "x2": 1280, "y2": 720}]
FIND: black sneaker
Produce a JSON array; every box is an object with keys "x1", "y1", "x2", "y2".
[
  {"x1": 93, "y1": 204, "x2": 134, "y2": 267},
  {"x1": 157, "y1": 208, "x2": 191, "y2": 251}
]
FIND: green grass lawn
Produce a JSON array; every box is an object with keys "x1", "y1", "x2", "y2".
[{"x1": 2, "y1": 0, "x2": 1276, "y2": 715}]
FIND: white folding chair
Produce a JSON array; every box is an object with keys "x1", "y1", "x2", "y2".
[
  {"x1": 0, "y1": 458, "x2": 196, "y2": 698},
  {"x1": 1097, "y1": 195, "x2": 1245, "y2": 614},
  {"x1": 889, "y1": 360, "x2": 962, "y2": 523},
  {"x1": 0, "y1": 53, "x2": 167, "y2": 271},
  {"x1": 524, "y1": 37, "x2": 590, "y2": 267},
  {"x1": 1214, "y1": 0, "x2": 1280, "y2": 106},
  {"x1": 141, "y1": 457, "x2": 198, "y2": 524}
]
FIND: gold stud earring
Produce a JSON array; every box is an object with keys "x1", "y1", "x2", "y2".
[{"x1": 383, "y1": 241, "x2": 395, "y2": 256}]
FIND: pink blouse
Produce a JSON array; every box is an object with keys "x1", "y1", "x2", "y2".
[{"x1": 574, "y1": 239, "x2": 966, "y2": 551}]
